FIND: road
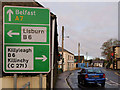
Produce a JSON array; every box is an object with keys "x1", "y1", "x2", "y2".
[{"x1": 67, "y1": 67, "x2": 120, "y2": 89}]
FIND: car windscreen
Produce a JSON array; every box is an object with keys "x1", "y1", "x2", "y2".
[
  {"x1": 87, "y1": 69, "x2": 102, "y2": 73},
  {"x1": 87, "y1": 69, "x2": 95, "y2": 73}
]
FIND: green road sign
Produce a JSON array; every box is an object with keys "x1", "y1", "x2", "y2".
[{"x1": 3, "y1": 6, "x2": 50, "y2": 73}]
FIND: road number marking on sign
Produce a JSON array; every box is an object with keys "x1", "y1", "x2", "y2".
[
  {"x1": 21, "y1": 27, "x2": 47, "y2": 42},
  {"x1": 6, "y1": 46, "x2": 33, "y2": 70}
]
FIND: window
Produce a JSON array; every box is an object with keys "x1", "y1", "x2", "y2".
[{"x1": 72, "y1": 64, "x2": 74, "y2": 68}]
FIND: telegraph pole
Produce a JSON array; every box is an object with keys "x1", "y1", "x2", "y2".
[
  {"x1": 86, "y1": 52, "x2": 88, "y2": 61},
  {"x1": 62, "y1": 26, "x2": 64, "y2": 72},
  {"x1": 78, "y1": 43, "x2": 80, "y2": 63}
]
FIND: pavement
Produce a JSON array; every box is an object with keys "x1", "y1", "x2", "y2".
[{"x1": 55, "y1": 71, "x2": 72, "y2": 89}]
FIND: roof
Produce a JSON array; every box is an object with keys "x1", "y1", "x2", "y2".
[
  {"x1": 58, "y1": 47, "x2": 74, "y2": 55},
  {"x1": 82, "y1": 67, "x2": 101, "y2": 70},
  {"x1": 74, "y1": 56, "x2": 84, "y2": 63},
  {"x1": 92, "y1": 60, "x2": 104, "y2": 63}
]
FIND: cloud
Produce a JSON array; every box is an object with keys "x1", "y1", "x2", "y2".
[{"x1": 37, "y1": 2, "x2": 118, "y2": 58}]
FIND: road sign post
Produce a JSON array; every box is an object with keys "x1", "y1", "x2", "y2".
[{"x1": 3, "y1": 6, "x2": 50, "y2": 73}]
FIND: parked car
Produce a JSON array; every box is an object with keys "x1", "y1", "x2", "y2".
[{"x1": 78, "y1": 67, "x2": 106, "y2": 87}]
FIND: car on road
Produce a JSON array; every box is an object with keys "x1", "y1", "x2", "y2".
[{"x1": 78, "y1": 67, "x2": 106, "y2": 87}]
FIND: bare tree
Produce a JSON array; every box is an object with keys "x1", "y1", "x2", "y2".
[{"x1": 100, "y1": 39, "x2": 120, "y2": 61}]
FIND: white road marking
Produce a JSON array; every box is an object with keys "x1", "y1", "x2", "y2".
[
  {"x1": 115, "y1": 72, "x2": 120, "y2": 77},
  {"x1": 106, "y1": 78, "x2": 108, "y2": 80},
  {"x1": 105, "y1": 82, "x2": 113, "y2": 86},
  {"x1": 105, "y1": 79, "x2": 120, "y2": 86},
  {"x1": 109, "y1": 80, "x2": 120, "y2": 85},
  {"x1": 65, "y1": 73, "x2": 72, "y2": 89}
]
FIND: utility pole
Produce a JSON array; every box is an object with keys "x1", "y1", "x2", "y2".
[
  {"x1": 78, "y1": 43, "x2": 80, "y2": 63},
  {"x1": 86, "y1": 52, "x2": 88, "y2": 61},
  {"x1": 62, "y1": 26, "x2": 64, "y2": 72}
]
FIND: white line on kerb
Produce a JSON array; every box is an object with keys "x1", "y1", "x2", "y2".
[
  {"x1": 5, "y1": 23, "x2": 49, "y2": 26},
  {"x1": 105, "y1": 82, "x2": 113, "y2": 86}
]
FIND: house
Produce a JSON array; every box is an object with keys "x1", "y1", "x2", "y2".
[
  {"x1": 58, "y1": 47, "x2": 75, "y2": 71},
  {"x1": 74, "y1": 56, "x2": 84, "y2": 68},
  {"x1": 92, "y1": 60, "x2": 104, "y2": 67},
  {"x1": 112, "y1": 46, "x2": 120, "y2": 69}
]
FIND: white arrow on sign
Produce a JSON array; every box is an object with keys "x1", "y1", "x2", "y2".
[
  {"x1": 35, "y1": 55, "x2": 47, "y2": 62},
  {"x1": 7, "y1": 9, "x2": 13, "y2": 21},
  {"x1": 7, "y1": 30, "x2": 20, "y2": 37}
]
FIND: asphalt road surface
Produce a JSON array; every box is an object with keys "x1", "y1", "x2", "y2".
[{"x1": 67, "y1": 67, "x2": 120, "y2": 89}]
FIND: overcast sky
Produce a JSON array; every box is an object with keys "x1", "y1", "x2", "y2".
[{"x1": 36, "y1": 1, "x2": 118, "y2": 59}]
